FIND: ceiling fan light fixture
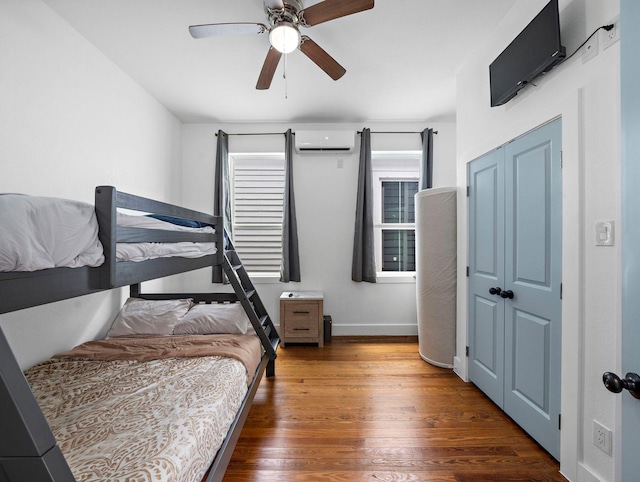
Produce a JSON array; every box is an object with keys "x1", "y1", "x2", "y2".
[{"x1": 269, "y1": 22, "x2": 300, "y2": 54}]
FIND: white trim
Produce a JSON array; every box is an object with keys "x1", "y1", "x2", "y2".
[
  {"x1": 332, "y1": 323, "x2": 419, "y2": 337},
  {"x1": 577, "y1": 463, "x2": 603, "y2": 482},
  {"x1": 453, "y1": 356, "x2": 468, "y2": 382},
  {"x1": 372, "y1": 151, "x2": 421, "y2": 274},
  {"x1": 375, "y1": 272, "x2": 416, "y2": 283},
  {"x1": 248, "y1": 273, "x2": 283, "y2": 284}
]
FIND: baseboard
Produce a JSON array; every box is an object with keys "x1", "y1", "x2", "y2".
[
  {"x1": 453, "y1": 355, "x2": 468, "y2": 381},
  {"x1": 331, "y1": 324, "x2": 419, "y2": 337},
  {"x1": 577, "y1": 462, "x2": 603, "y2": 482}
]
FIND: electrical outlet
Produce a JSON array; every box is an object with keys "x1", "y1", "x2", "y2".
[
  {"x1": 593, "y1": 420, "x2": 612, "y2": 455},
  {"x1": 602, "y1": 17, "x2": 620, "y2": 50},
  {"x1": 582, "y1": 33, "x2": 599, "y2": 64}
]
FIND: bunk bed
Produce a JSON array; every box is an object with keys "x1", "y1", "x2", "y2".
[{"x1": 0, "y1": 186, "x2": 280, "y2": 482}]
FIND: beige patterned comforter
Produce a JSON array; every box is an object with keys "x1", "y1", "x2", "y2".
[{"x1": 25, "y1": 335, "x2": 262, "y2": 482}]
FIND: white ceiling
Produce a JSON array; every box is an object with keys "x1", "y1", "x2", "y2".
[{"x1": 43, "y1": 0, "x2": 515, "y2": 124}]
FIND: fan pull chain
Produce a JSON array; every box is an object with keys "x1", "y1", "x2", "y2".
[{"x1": 283, "y1": 52, "x2": 288, "y2": 99}]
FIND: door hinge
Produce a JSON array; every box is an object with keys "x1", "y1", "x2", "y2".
[
  {"x1": 560, "y1": 150, "x2": 563, "y2": 169},
  {"x1": 558, "y1": 413, "x2": 562, "y2": 430},
  {"x1": 466, "y1": 266, "x2": 469, "y2": 277},
  {"x1": 466, "y1": 346, "x2": 469, "y2": 357},
  {"x1": 467, "y1": 186, "x2": 470, "y2": 197},
  {"x1": 560, "y1": 282, "x2": 563, "y2": 300}
]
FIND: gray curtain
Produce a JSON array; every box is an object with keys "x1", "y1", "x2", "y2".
[
  {"x1": 419, "y1": 128, "x2": 434, "y2": 190},
  {"x1": 280, "y1": 129, "x2": 301, "y2": 282},
  {"x1": 352, "y1": 128, "x2": 377, "y2": 283},
  {"x1": 213, "y1": 130, "x2": 231, "y2": 283}
]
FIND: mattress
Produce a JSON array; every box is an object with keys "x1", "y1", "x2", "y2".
[
  {"x1": 25, "y1": 334, "x2": 261, "y2": 482},
  {"x1": 0, "y1": 194, "x2": 104, "y2": 272},
  {"x1": 116, "y1": 212, "x2": 217, "y2": 262},
  {"x1": 0, "y1": 194, "x2": 216, "y2": 272}
]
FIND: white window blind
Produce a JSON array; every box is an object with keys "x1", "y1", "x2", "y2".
[{"x1": 231, "y1": 154, "x2": 285, "y2": 275}]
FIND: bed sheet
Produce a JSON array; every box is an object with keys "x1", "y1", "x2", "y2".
[
  {"x1": 117, "y1": 212, "x2": 217, "y2": 262},
  {"x1": 0, "y1": 195, "x2": 217, "y2": 272},
  {"x1": 25, "y1": 352, "x2": 249, "y2": 482}
]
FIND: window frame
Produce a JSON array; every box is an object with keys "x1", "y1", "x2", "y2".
[{"x1": 372, "y1": 151, "x2": 421, "y2": 281}]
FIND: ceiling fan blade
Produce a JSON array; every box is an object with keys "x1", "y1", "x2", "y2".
[
  {"x1": 299, "y1": 0, "x2": 374, "y2": 27},
  {"x1": 264, "y1": 0, "x2": 285, "y2": 10},
  {"x1": 256, "y1": 47, "x2": 283, "y2": 90},
  {"x1": 189, "y1": 22, "x2": 268, "y2": 39},
  {"x1": 299, "y1": 36, "x2": 346, "y2": 80}
]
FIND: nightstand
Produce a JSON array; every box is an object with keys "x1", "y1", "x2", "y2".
[{"x1": 280, "y1": 291, "x2": 324, "y2": 347}]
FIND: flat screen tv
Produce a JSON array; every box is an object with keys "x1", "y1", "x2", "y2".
[{"x1": 490, "y1": 0, "x2": 566, "y2": 107}]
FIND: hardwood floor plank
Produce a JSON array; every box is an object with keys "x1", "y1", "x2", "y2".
[{"x1": 223, "y1": 338, "x2": 565, "y2": 481}]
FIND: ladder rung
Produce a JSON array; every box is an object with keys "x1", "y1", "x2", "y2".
[
  {"x1": 232, "y1": 264, "x2": 242, "y2": 271},
  {"x1": 244, "y1": 289, "x2": 255, "y2": 299},
  {"x1": 259, "y1": 315, "x2": 268, "y2": 326},
  {"x1": 270, "y1": 337, "x2": 280, "y2": 355}
]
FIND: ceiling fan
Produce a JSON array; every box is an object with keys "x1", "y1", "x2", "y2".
[{"x1": 189, "y1": 0, "x2": 375, "y2": 90}]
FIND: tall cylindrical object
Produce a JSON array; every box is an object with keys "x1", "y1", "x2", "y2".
[{"x1": 415, "y1": 187, "x2": 457, "y2": 368}]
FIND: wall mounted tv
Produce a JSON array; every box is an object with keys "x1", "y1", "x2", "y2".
[{"x1": 490, "y1": 0, "x2": 566, "y2": 107}]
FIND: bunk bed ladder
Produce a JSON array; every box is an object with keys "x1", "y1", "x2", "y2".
[{"x1": 221, "y1": 245, "x2": 279, "y2": 377}]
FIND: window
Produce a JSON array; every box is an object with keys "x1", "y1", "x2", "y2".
[
  {"x1": 230, "y1": 153, "x2": 285, "y2": 276},
  {"x1": 372, "y1": 152, "x2": 421, "y2": 275},
  {"x1": 381, "y1": 180, "x2": 418, "y2": 271}
]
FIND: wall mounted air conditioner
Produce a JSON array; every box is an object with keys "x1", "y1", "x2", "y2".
[{"x1": 294, "y1": 130, "x2": 355, "y2": 154}]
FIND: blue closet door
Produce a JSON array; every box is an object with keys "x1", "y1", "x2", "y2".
[
  {"x1": 620, "y1": 2, "x2": 640, "y2": 479},
  {"x1": 468, "y1": 148, "x2": 505, "y2": 407},
  {"x1": 468, "y1": 118, "x2": 562, "y2": 460},
  {"x1": 503, "y1": 118, "x2": 562, "y2": 460}
]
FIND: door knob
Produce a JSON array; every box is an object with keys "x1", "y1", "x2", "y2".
[
  {"x1": 602, "y1": 372, "x2": 640, "y2": 399},
  {"x1": 489, "y1": 287, "x2": 502, "y2": 295},
  {"x1": 500, "y1": 289, "x2": 514, "y2": 299}
]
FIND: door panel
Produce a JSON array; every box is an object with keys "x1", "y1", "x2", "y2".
[
  {"x1": 504, "y1": 118, "x2": 562, "y2": 460},
  {"x1": 511, "y1": 309, "x2": 550, "y2": 412},
  {"x1": 513, "y1": 147, "x2": 550, "y2": 285},
  {"x1": 475, "y1": 165, "x2": 501, "y2": 277},
  {"x1": 468, "y1": 149, "x2": 505, "y2": 407},
  {"x1": 474, "y1": 295, "x2": 500, "y2": 375}
]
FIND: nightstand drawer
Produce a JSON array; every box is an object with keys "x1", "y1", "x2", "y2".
[
  {"x1": 284, "y1": 318, "x2": 319, "y2": 338},
  {"x1": 283, "y1": 302, "x2": 319, "y2": 322}
]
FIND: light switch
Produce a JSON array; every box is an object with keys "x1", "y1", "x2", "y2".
[{"x1": 595, "y1": 221, "x2": 614, "y2": 246}]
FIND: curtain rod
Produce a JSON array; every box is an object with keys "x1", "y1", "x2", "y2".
[
  {"x1": 216, "y1": 130, "x2": 438, "y2": 136},
  {"x1": 215, "y1": 132, "x2": 290, "y2": 137},
  {"x1": 357, "y1": 130, "x2": 438, "y2": 135}
]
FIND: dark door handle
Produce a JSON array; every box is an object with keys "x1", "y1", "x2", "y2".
[
  {"x1": 500, "y1": 290, "x2": 514, "y2": 299},
  {"x1": 489, "y1": 287, "x2": 502, "y2": 295},
  {"x1": 603, "y1": 372, "x2": 640, "y2": 399}
]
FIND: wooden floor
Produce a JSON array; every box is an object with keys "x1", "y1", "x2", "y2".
[{"x1": 223, "y1": 337, "x2": 566, "y2": 482}]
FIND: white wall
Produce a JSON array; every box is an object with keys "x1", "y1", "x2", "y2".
[
  {"x1": 0, "y1": 0, "x2": 183, "y2": 369},
  {"x1": 179, "y1": 121, "x2": 456, "y2": 336},
  {"x1": 455, "y1": 1, "x2": 620, "y2": 481}
]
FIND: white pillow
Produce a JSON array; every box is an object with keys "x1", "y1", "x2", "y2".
[
  {"x1": 107, "y1": 298, "x2": 192, "y2": 337},
  {"x1": 173, "y1": 303, "x2": 251, "y2": 335}
]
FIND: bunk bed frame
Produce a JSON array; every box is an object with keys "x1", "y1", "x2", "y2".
[{"x1": 0, "y1": 186, "x2": 279, "y2": 482}]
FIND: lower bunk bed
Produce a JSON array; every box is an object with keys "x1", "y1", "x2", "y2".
[{"x1": 0, "y1": 186, "x2": 279, "y2": 482}]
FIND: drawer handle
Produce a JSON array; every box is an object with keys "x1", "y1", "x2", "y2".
[
  {"x1": 293, "y1": 328, "x2": 310, "y2": 331},
  {"x1": 293, "y1": 311, "x2": 310, "y2": 314}
]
